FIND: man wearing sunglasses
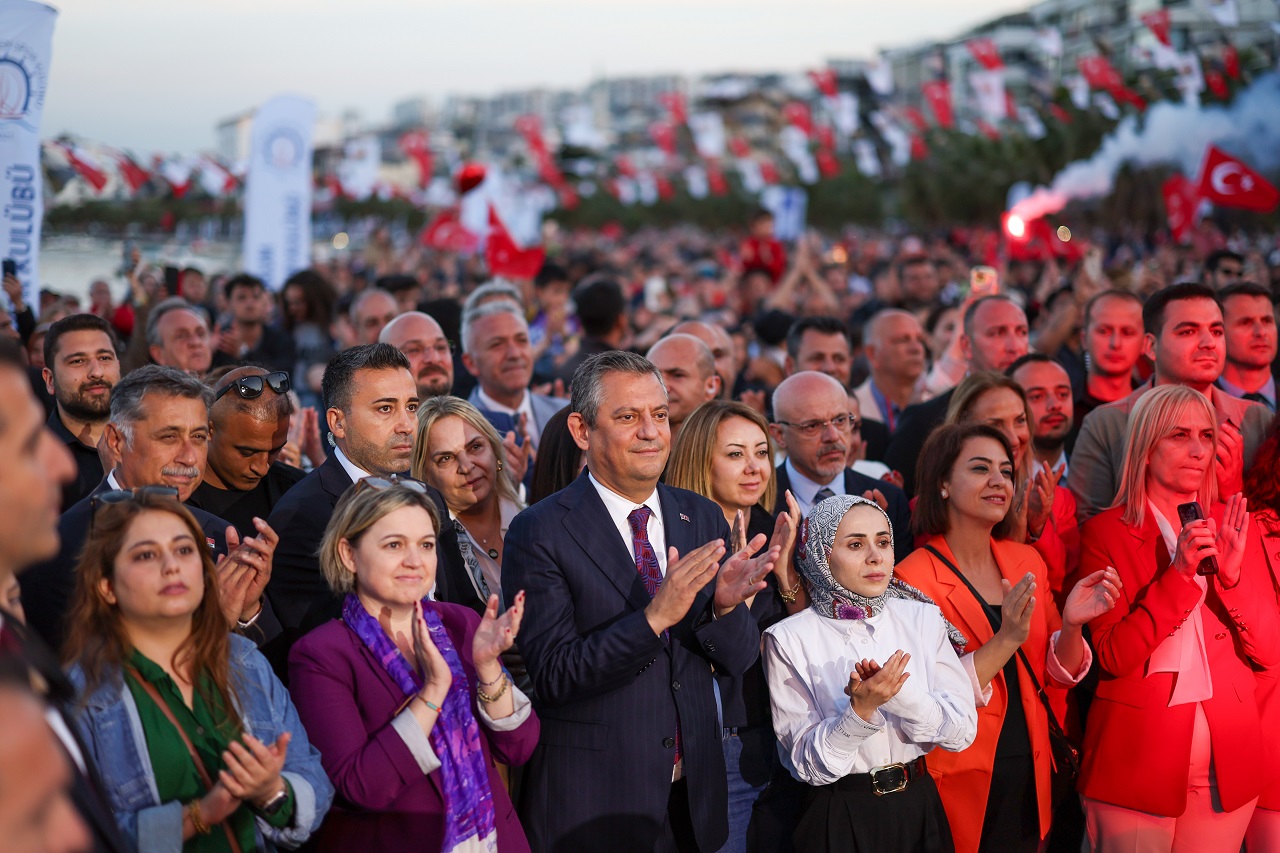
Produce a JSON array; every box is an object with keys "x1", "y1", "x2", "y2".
[
  {"x1": 769, "y1": 372, "x2": 913, "y2": 564},
  {"x1": 189, "y1": 367, "x2": 306, "y2": 537},
  {"x1": 21, "y1": 366, "x2": 281, "y2": 652}
]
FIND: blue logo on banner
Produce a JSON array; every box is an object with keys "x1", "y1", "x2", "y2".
[
  {"x1": 0, "y1": 42, "x2": 48, "y2": 132},
  {"x1": 263, "y1": 127, "x2": 305, "y2": 172}
]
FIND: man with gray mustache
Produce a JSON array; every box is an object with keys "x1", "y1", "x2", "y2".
[{"x1": 20, "y1": 366, "x2": 281, "y2": 652}]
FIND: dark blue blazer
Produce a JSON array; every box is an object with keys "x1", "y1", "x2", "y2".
[
  {"x1": 21, "y1": 478, "x2": 232, "y2": 653},
  {"x1": 502, "y1": 472, "x2": 759, "y2": 853},
  {"x1": 771, "y1": 464, "x2": 915, "y2": 566}
]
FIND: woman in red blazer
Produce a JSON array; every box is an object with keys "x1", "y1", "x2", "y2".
[
  {"x1": 1240, "y1": 413, "x2": 1280, "y2": 851},
  {"x1": 1078, "y1": 385, "x2": 1280, "y2": 852},
  {"x1": 896, "y1": 422, "x2": 1118, "y2": 853},
  {"x1": 288, "y1": 478, "x2": 540, "y2": 853}
]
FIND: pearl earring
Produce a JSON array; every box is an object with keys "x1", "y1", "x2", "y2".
[{"x1": 941, "y1": 489, "x2": 949, "y2": 499}]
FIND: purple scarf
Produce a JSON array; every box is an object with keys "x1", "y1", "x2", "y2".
[{"x1": 343, "y1": 594, "x2": 497, "y2": 853}]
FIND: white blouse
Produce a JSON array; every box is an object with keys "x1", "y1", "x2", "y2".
[{"x1": 763, "y1": 599, "x2": 979, "y2": 786}]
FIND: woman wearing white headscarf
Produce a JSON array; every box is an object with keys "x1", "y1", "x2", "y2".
[{"x1": 763, "y1": 494, "x2": 978, "y2": 853}]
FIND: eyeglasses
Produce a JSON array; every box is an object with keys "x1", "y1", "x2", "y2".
[
  {"x1": 775, "y1": 413, "x2": 860, "y2": 438},
  {"x1": 351, "y1": 474, "x2": 429, "y2": 497},
  {"x1": 212, "y1": 371, "x2": 291, "y2": 403},
  {"x1": 89, "y1": 486, "x2": 180, "y2": 534}
]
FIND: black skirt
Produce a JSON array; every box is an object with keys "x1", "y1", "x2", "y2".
[{"x1": 793, "y1": 769, "x2": 955, "y2": 853}]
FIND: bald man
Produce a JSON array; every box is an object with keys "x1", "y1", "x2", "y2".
[
  {"x1": 672, "y1": 320, "x2": 735, "y2": 400},
  {"x1": 770, "y1": 371, "x2": 913, "y2": 562},
  {"x1": 646, "y1": 334, "x2": 720, "y2": 440},
  {"x1": 380, "y1": 311, "x2": 454, "y2": 398},
  {"x1": 852, "y1": 309, "x2": 928, "y2": 434},
  {"x1": 349, "y1": 288, "x2": 399, "y2": 347},
  {"x1": 189, "y1": 366, "x2": 306, "y2": 536}
]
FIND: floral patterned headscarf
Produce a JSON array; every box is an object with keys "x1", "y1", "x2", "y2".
[{"x1": 797, "y1": 494, "x2": 968, "y2": 651}]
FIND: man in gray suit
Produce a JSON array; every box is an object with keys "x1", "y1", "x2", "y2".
[
  {"x1": 1070, "y1": 283, "x2": 1272, "y2": 524},
  {"x1": 462, "y1": 299, "x2": 568, "y2": 448}
]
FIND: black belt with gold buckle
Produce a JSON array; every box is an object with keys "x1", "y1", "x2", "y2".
[{"x1": 829, "y1": 755, "x2": 928, "y2": 796}]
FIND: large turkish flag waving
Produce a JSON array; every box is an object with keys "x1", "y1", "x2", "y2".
[{"x1": 1197, "y1": 146, "x2": 1279, "y2": 213}]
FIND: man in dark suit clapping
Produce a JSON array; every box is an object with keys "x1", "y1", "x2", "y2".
[{"x1": 503, "y1": 350, "x2": 780, "y2": 853}]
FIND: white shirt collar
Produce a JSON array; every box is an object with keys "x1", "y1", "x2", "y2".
[
  {"x1": 477, "y1": 386, "x2": 533, "y2": 420},
  {"x1": 588, "y1": 472, "x2": 666, "y2": 570},
  {"x1": 784, "y1": 458, "x2": 843, "y2": 513},
  {"x1": 106, "y1": 469, "x2": 123, "y2": 490},
  {"x1": 1031, "y1": 449, "x2": 1069, "y2": 481},
  {"x1": 333, "y1": 445, "x2": 371, "y2": 485}
]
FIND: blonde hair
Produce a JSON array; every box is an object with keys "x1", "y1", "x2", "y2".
[
  {"x1": 318, "y1": 483, "x2": 442, "y2": 596},
  {"x1": 1112, "y1": 385, "x2": 1219, "y2": 528},
  {"x1": 412, "y1": 396, "x2": 523, "y2": 511},
  {"x1": 667, "y1": 401, "x2": 777, "y2": 514}
]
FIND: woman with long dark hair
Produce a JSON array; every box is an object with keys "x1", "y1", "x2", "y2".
[{"x1": 64, "y1": 490, "x2": 331, "y2": 851}]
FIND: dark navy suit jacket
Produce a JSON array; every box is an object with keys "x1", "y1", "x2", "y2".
[
  {"x1": 772, "y1": 464, "x2": 915, "y2": 566},
  {"x1": 502, "y1": 472, "x2": 759, "y2": 853}
]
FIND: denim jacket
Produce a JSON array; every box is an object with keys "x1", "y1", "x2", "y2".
[{"x1": 67, "y1": 634, "x2": 334, "y2": 852}]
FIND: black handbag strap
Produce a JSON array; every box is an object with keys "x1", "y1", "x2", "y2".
[{"x1": 923, "y1": 544, "x2": 1069, "y2": 738}]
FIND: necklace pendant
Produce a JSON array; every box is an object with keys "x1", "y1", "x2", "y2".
[{"x1": 487, "y1": 548, "x2": 499, "y2": 560}]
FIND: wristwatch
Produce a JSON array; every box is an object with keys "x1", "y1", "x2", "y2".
[{"x1": 257, "y1": 783, "x2": 289, "y2": 816}]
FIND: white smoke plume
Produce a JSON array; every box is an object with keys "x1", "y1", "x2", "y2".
[{"x1": 1010, "y1": 72, "x2": 1280, "y2": 220}]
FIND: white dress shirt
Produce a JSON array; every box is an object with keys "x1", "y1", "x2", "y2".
[
  {"x1": 784, "y1": 459, "x2": 847, "y2": 516},
  {"x1": 333, "y1": 445, "x2": 372, "y2": 484},
  {"x1": 763, "y1": 600, "x2": 979, "y2": 786},
  {"x1": 0, "y1": 612, "x2": 87, "y2": 774},
  {"x1": 589, "y1": 472, "x2": 667, "y2": 575}
]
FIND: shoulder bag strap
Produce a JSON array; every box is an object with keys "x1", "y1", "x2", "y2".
[
  {"x1": 124, "y1": 666, "x2": 244, "y2": 853},
  {"x1": 922, "y1": 545, "x2": 1068, "y2": 738}
]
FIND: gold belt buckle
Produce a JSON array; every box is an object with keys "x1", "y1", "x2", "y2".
[{"x1": 869, "y1": 762, "x2": 909, "y2": 796}]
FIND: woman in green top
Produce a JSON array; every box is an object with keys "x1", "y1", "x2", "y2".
[{"x1": 64, "y1": 489, "x2": 332, "y2": 851}]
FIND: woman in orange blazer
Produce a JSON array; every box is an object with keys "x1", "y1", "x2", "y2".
[
  {"x1": 1078, "y1": 385, "x2": 1280, "y2": 852},
  {"x1": 896, "y1": 422, "x2": 1119, "y2": 853}
]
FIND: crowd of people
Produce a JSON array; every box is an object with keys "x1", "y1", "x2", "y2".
[{"x1": 1, "y1": 210, "x2": 1279, "y2": 853}]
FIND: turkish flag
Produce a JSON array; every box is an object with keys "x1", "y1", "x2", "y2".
[
  {"x1": 1162, "y1": 175, "x2": 1201, "y2": 241},
  {"x1": 1196, "y1": 146, "x2": 1279, "y2": 213},
  {"x1": 485, "y1": 205, "x2": 545, "y2": 279},
  {"x1": 658, "y1": 92, "x2": 688, "y2": 125},
  {"x1": 815, "y1": 125, "x2": 836, "y2": 153},
  {"x1": 1204, "y1": 68, "x2": 1228, "y2": 99},
  {"x1": 421, "y1": 207, "x2": 480, "y2": 252},
  {"x1": 61, "y1": 144, "x2": 109, "y2": 192},
  {"x1": 921, "y1": 81, "x2": 954, "y2": 128},
  {"x1": 514, "y1": 115, "x2": 544, "y2": 149},
  {"x1": 809, "y1": 69, "x2": 838, "y2": 98},
  {"x1": 782, "y1": 101, "x2": 814, "y2": 137},
  {"x1": 1223, "y1": 43, "x2": 1240, "y2": 79},
  {"x1": 705, "y1": 161, "x2": 729, "y2": 196},
  {"x1": 1140, "y1": 9, "x2": 1172, "y2": 46},
  {"x1": 1077, "y1": 55, "x2": 1123, "y2": 91},
  {"x1": 399, "y1": 131, "x2": 433, "y2": 188},
  {"x1": 654, "y1": 175, "x2": 675, "y2": 201},
  {"x1": 815, "y1": 148, "x2": 841, "y2": 177},
  {"x1": 113, "y1": 152, "x2": 151, "y2": 194},
  {"x1": 902, "y1": 107, "x2": 929, "y2": 133},
  {"x1": 759, "y1": 159, "x2": 780, "y2": 185},
  {"x1": 968, "y1": 38, "x2": 1003, "y2": 70},
  {"x1": 910, "y1": 135, "x2": 929, "y2": 160},
  {"x1": 728, "y1": 137, "x2": 751, "y2": 159},
  {"x1": 649, "y1": 121, "x2": 678, "y2": 156}
]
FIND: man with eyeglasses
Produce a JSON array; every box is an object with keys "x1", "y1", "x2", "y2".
[
  {"x1": 189, "y1": 367, "x2": 306, "y2": 536},
  {"x1": 769, "y1": 371, "x2": 913, "y2": 563},
  {"x1": 379, "y1": 311, "x2": 454, "y2": 398},
  {"x1": 21, "y1": 366, "x2": 280, "y2": 652}
]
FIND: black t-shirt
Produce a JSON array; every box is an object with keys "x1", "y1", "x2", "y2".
[{"x1": 187, "y1": 461, "x2": 306, "y2": 536}]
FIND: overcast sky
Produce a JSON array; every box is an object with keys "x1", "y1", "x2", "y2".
[{"x1": 41, "y1": 0, "x2": 1032, "y2": 155}]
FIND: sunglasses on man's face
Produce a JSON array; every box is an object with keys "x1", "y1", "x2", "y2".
[
  {"x1": 213, "y1": 371, "x2": 291, "y2": 403},
  {"x1": 90, "y1": 486, "x2": 181, "y2": 534}
]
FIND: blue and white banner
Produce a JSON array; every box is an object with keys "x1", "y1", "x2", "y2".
[
  {"x1": 0, "y1": 0, "x2": 56, "y2": 314},
  {"x1": 243, "y1": 94, "x2": 315, "y2": 290}
]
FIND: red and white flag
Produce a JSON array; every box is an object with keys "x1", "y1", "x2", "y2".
[
  {"x1": 649, "y1": 120, "x2": 678, "y2": 157},
  {"x1": 808, "y1": 69, "x2": 838, "y2": 98},
  {"x1": 485, "y1": 205, "x2": 545, "y2": 278},
  {"x1": 967, "y1": 38, "x2": 1003, "y2": 70},
  {"x1": 1141, "y1": 9, "x2": 1172, "y2": 46},
  {"x1": 1162, "y1": 174, "x2": 1201, "y2": 242},
  {"x1": 399, "y1": 131, "x2": 433, "y2": 188},
  {"x1": 112, "y1": 151, "x2": 151, "y2": 194},
  {"x1": 1223, "y1": 42, "x2": 1240, "y2": 79},
  {"x1": 155, "y1": 155, "x2": 192, "y2": 198},
  {"x1": 420, "y1": 206, "x2": 480, "y2": 252},
  {"x1": 1197, "y1": 146, "x2": 1279, "y2": 213},
  {"x1": 1077, "y1": 55, "x2": 1123, "y2": 92},
  {"x1": 197, "y1": 156, "x2": 237, "y2": 197},
  {"x1": 782, "y1": 101, "x2": 814, "y2": 137},
  {"x1": 60, "y1": 143, "x2": 109, "y2": 192},
  {"x1": 657, "y1": 91, "x2": 688, "y2": 125},
  {"x1": 921, "y1": 81, "x2": 953, "y2": 128}
]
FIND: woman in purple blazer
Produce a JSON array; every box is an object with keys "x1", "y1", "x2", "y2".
[{"x1": 289, "y1": 477, "x2": 539, "y2": 852}]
